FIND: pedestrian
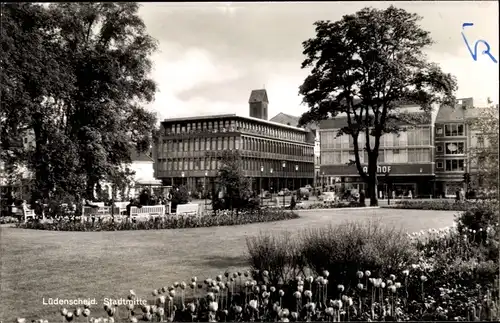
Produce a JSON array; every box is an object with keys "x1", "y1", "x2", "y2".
[
  {"x1": 408, "y1": 190, "x2": 413, "y2": 199},
  {"x1": 455, "y1": 189, "x2": 460, "y2": 202},
  {"x1": 290, "y1": 195, "x2": 296, "y2": 210}
]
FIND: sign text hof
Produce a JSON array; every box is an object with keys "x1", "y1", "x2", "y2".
[{"x1": 362, "y1": 165, "x2": 392, "y2": 174}]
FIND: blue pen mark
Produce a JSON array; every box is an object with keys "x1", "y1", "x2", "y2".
[{"x1": 461, "y1": 22, "x2": 498, "y2": 63}]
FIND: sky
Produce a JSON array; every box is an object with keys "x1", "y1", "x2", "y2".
[{"x1": 138, "y1": 1, "x2": 499, "y2": 122}]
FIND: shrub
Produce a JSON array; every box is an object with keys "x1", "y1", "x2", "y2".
[
  {"x1": 0, "y1": 216, "x2": 19, "y2": 224},
  {"x1": 456, "y1": 200, "x2": 499, "y2": 243},
  {"x1": 295, "y1": 201, "x2": 361, "y2": 210},
  {"x1": 246, "y1": 232, "x2": 306, "y2": 286},
  {"x1": 392, "y1": 200, "x2": 479, "y2": 211},
  {"x1": 18, "y1": 209, "x2": 299, "y2": 231},
  {"x1": 300, "y1": 220, "x2": 416, "y2": 288},
  {"x1": 171, "y1": 185, "x2": 190, "y2": 212}
]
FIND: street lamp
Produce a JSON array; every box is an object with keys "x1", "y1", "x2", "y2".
[
  {"x1": 270, "y1": 168, "x2": 273, "y2": 196},
  {"x1": 385, "y1": 172, "x2": 391, "y2": 205},
  {"x1": 181, "y1": 171, "x2": 185, "y2": 187},
  {"x1": 204, "y1": 171, "x2": 208, "y2": 212},
  {"x1": 295, "y1": 165, "x2": 299, "y2": 191},
  {"x1": 282, "y1": 161, "x2": 286, "y2": 207},
  {"x1": 260, "y1": 165, "x2": 264, "y2": 207},
  {"x1": 322, "y1": 171, "x2": 325, "y2": 191}
]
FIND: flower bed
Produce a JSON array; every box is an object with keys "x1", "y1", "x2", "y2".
[
  {"x1": 17, "y1": 209, "x2": 299, "y2": 231},
  {"x1": 295, "y1": 201, "x2": 361, "y2": 210},
  {"x1": 0, "y1": 216, "x2": 19, "y2": 224},
  {"x1": 390, "y1": 200, "x2": 484, "y2": 211}
]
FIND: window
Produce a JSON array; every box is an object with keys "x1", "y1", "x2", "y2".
[
  {"x1": 445, "y1": 124, "x2": 465, "y2": 137},
  {"x1": 408, "y1": 148, "x2": 431, "y2": 162},
  {"x1": 437, "y1": 161, "x2": 443, "y2": 169},
  {"x1": 445, "y1": 142, "x2": 465, "y2": 155},
  {"x1": 445, "y1": 159, "x2": 465, "y2": 171},
  {"x1": 436, "y1": 145, "x2": 443, "y2": 153}
]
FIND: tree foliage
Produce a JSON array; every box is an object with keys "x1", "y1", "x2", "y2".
[
  {"x1": 214, "y1": 151, "x2": 255, "y2": 212},
  {"x1": 467, "y1": 100, "x2": 499, "y2": 192},
  {"x1": 298, "y1": 6, "x2": 457, "y2": 205},
  {"x1": 1, "y1": 3, "x2": 158, "y2": 201}
]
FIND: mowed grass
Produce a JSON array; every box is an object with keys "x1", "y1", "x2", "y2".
[{"x1": 0, "y1": 208, "x2": 457, "y2": 321}]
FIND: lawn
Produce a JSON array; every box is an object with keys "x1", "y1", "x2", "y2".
[{"x1": 0, "y1": 208, "x2": 457, "y2": 321}]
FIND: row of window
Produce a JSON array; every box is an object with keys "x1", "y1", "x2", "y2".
[
  {"x1": 163, "y1": 118, "x2": 306, "y2": 142},
  {"x1": 321, "y1": 148, "x2": 432, "y2": 165},
  {"x1": 156, "y1": 158, "x2": 314, "y2": 173},
  {"x1": 159, "y1": 136, "x2": 314, "y2": 157},
  {"x1": 436, "y1": 124, "x2": 465, "y2": 137},
  {"x1": 436, "y1": 142, "x2": 465, "y2": 155},
  {"x1": 320, "y1": 127, "x2": 431, "y2": 149},
  {"x1": 436, "y1": 159, "x2": 465, "y2": 172}
]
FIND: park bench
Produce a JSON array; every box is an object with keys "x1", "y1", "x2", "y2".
[
  {"x1": 175, "y1": 203, "x2": 199, "y2": 216},
  {"x1": 129, "y1": 205, "x2": 166, "y2": 221}
]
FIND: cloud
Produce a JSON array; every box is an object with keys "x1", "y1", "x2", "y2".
[{"x1": 140, "y1": 2, "x2": 499, "y2": 120}]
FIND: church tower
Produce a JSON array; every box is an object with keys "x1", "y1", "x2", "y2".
[{"x1": 248, "y1": 89, "x2": 269, "y2": 120}]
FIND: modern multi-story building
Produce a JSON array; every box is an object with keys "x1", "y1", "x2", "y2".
[
  {"x1": 154, "y1": 90, "x2": 316, "y2": 194},
  {"x1": 270, "y1": 113, "x2": 321, "y2": 188},
  {"x1": 318, "y1": 105, "x2": 437, "y2": 198},
  {"x1": 434, "y1": 97, "x2": 497, "y2": 197}
]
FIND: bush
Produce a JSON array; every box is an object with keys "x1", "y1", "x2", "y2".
[
  {"x1": 391, "y1": 200, "x2": 480, "y2": 211},
  {"x1": 246, "y1": 232, "x2": 306, "y2": 286},
  {"x1": 456, "y1": 200, "x2": 499, "y2": 244},
  {"x1": 18, "y1": 209, "x2": 299, "y2": 231},
  {"x1": 0, "y1": 216, "x2": 19, "y2": 224},
  {"x1": 171, "y1": 185, "x2": 190, "y2": 212},
  {"x1": 295, "y1": 201, "x2": 361, "y2": 210},
  {"x1": 300, "y1": 220, "x2": 416, "y2": 288}
]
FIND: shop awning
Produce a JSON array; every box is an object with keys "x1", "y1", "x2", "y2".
[{"x1": 135, "y1": 179, "x2": 162, "y2": 186}]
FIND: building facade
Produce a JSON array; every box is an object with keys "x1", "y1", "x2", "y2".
[
  {"x1": 269, "y1": 113, "x2": 321, "y2": 188},
  {"x1": 319, "y1": 107, "x2": 436, "y2": 198},
  {"x1": 154, "y1": 90, "x2": 315, "y2": 194}
]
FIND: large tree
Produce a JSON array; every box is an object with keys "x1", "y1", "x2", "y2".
[
  {"x1": 298, "y1": 6, "x2": 457, "y2": 205},
  {"x1": 1, "y1": 3, "x2": 158, "y2": 200}
]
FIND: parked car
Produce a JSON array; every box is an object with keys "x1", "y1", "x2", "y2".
[
  {"x1": 297, "y1": 187, "x2": 310, "y2": 200},
  {"x1": 304, "y1": 184, "x2": 313, "y2": 192},
  {"x1": 341, "y1": 189, "x2": 360, "y2": 201},
  {"x1": 277, "y1": 188, "x2": 291, "y2": 196},
  {"x1": 260, "y1": 190, "x2": 272, "y2": 199},
  {"x1": 322, "y1": 192, "x2": 338, "y2": 203}
]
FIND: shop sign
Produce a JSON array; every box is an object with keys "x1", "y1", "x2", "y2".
[{"x1": 362, "y1": 165, "x2": 392, "y2": 174}]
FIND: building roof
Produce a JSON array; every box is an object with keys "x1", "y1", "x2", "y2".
[
  {"x1": 435, "y1": 97, "x2": 478, "y2": 122},
  {"x1": 162, "y1": 114, "x2": 309, "y2": 132},
  {"x1": 248, "y1": 89, "x2": 269, "y2": 103},
  {"x1": 269, "y1": 112, "x2": 300, "y2": 127},
  {"x1": 319, "y1": 111, "x2": 431, "y2": 129}
]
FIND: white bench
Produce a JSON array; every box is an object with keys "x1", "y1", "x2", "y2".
[
  {"x1": 129, "y1": 205, "x2": 166, "y2": 221},
  {"x1": 175, "y1": 203, "x2": 199, "y2": 216}
]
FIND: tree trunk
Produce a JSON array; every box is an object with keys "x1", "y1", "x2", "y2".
[{"x1": 367, "y1": 155, "x2": 379, "y2": 207}]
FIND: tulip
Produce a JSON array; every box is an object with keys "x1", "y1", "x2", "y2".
[
  {"x1": 83, "y1": 308, "x2": 91, "y2": 317},
  {"x1": 389, "y1": 274, "x2": 396, "y2": 280},
  {"x1": 244, "y1": 271, "x2": 250, "y2": 277},
  {"x1": 365, "y1": 270, "x2": 371, "y2": 277},
  {"x1": 237, "y1": 271, "x2": 242, "y2": 276},
  {"x1": 216, "y1": 275, "x2": 223, "y2": 282},
  {"x1": 279, "y1": 289, "x2": 285, "y2": 297},
  {"x1": 232, "y1": 272, "x2": 238, "y2": 278},
  {"x1": 381, "y1": 282, "x2": 386, "y2": 289},
  {"x1": 190, "y1": 282, "x2": 196, "y2": 289},
  {"x1": 402, "y1": 269, "x2": 410, "y2": 276},
  {"x1": 17, "y1": 318, "x2": 26, "y2": 323},
  {"x1": 253, "y1": 285, "x2": 260, "y2": 293},
  {"x1": 323, "y1": 270, "x2": 330, "y2": 278},
  {"x1": 297, "y1": 285, "x2": 304, "y2": 292},
  {"x1": 357, "y1": 283, "x2": 364, "y2": 290},
  {"x1": 249, "y1": 299, "x2": 259, "y2": 309},
  {"x1": 234, "y1": 305, "x2": 243, "y2": 313},
  {"x1": 209, "y1": 301, "x2": 218, "y2": 312},
  {"x1": 213, "y1": 285, "x2": 220, "y2": 293},
  {"x1": 291, "y1": 311, "x2": 299, "y2": 320},
  {"x1": 188, "y1": 303, "x2": 196, "y2": 313},
  {"x1": 152, "y1": 289, "x2": 158, "y2": 296},
  {"x1": 356, "y1": 271, "x2": 364, "y2": 279},
  {"x1": 306, "y1": 276, "x2": 314, "y2": 284},
  {"x1": 388, "y1": 285, "x2": 397, "y2": 293},
  {"x1": 337, "y1": 284, "x2": 344, "y2": 292},
  {"x1": 322, "y1": 278, "x2": 328, "y2": 286},
  {"x1": 395, "y1": 282, "x2": 402, "y2": 289},
  {"x1": 263, "y1": 270, "x2": 269, "y2": 277},
  {"x1": 197, "y1": 283, "x2": 203, "y2": 289},
  {"x1": 65, "y1": 312, "x2": 74, "y2": 322},
  {"x1": 75, "y1": 308, "x2": 82, "y2": 317},
  {"x1": 304, "y1": 290, "x2": 312, "y2": 298},
  {"x1": 347, "y1": 297, "x2": 353, "y2": 307},
  {"x1": 108, "y1": 318, "x2": 115, "y2": 323},
  {"x1": 207, "y1": 292, "x2": 215, "y2": 301},
  {"x1": 224, "y1": 271, "x2": 230, "y2": 278},
  {"x1": 126, "y1": 303, "x2": 134, "y2": 311},
  {"x1": 325, "y1": 307, "x2": 334, "y2": 316},
  {"x1": 270, "y1": 286, "x2": 276, "y2": 293},
  {"x1": 61, "y1": 308, "x2": 68, "y2": 316},
  {"x1": 169, "y1": 290, "x2": 175, "y2": 297},
  {"x1": 180, "y1": 282, "x2": 187, "y2": 290},
  {"x1": 420, "y1": 275, "x2": 428, "y2": 282},
  {"x1": 387, "y1": 279, "x2": 393, "y2": 286},
  {"x1": 173, "y1": 282, "x2": 179, "y2": 288},
  {"x1": 261, "y1": 285, "x2": 267, "y2": 292},
  {"x1": 129, "y1": 290, "x2": 136, "y2": 297},
  {"x1": 191, "y1": 276, "x2": 197, "y2": 282},
  {"x1": 293, "y1": 291, "x2": 301, "y2": 299},
  {"x1": 130, "y1": 317, "x2": 138, "y2": 323}
]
